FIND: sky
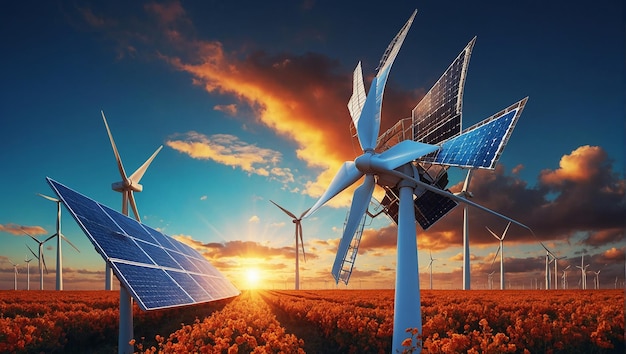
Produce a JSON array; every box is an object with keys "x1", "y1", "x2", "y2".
[{"x1": 1, "y1": 0, "x2": 624, "y2": 291}]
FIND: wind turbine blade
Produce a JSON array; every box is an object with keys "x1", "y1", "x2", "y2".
[
  {"x1": 491, "y1": 245, "x2": 501, "y2": 268},
  {"x1": 388, "y1": 169, "x2": 532, "y2": 233},
  {"x1": 373, "y1": 140, "x2": 440, "y2": 171},
  {"x1": 354, "y1": 10, "x2": 417, "y2": 152},
  {"x1": 101, "y1": 111, "x2": 129, "y2": 180},
  {"x1": 502, "y1": 221, "x2": 511, "y2": 239},
  {"x1": 298, "y1": 222, "x2": 306, "y2": 263},
  {"x1": 270, "y1": 200, "x2": 297, "y2": 220},
  {"x1": 61, "y1": 233, "x2": 80, "y2": 253},
  {"x1": 460, "y1": 170, "x2": 473, "y2": 198},
  {"x1": 26, "y1": 244, "x2": 38, "y2": 260},
  {"x1": 486, "y1": 227, "x2": 501, "y2": 240},
  {"x1": 44, "y1": 233, "x2": 56, "y2": 243},
  {"x1": 21, "y1": 229, "x2": 41, "y2": 244},
  {"x1": 41, "y1": 252, "x2": 48, "y2": 274},
  {"x1": 347, "y1": 61, "x2": 366, "y2": 125},
  {"x1": 298, "y1": 207, "x2": 311, "y2": 220},
  {"x1": 331, "y1": 174, "x2": 375, "y2": 281},
  {"x1": 129, "y1": 145, "x2": 163, "y2": 183},
  {"x1": 303, "y1": 161, "x2": 363, "y2": 218},
  {"x1": 37, "y1": 193, "x2": 59, "y2": 202},
  {"x1": 128, "y1": 191, "x2": 141, "y2": 222}
]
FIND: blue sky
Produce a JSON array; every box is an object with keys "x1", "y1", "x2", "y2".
[{"x1": 1, "y1": 0, "x2": 624, "y2": 290}]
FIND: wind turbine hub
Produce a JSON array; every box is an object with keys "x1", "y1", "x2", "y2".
[{"x1": 354, "y1": 152, "x2": 375, "y2": 173}]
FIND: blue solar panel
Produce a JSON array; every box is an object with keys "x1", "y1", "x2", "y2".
[
  {"x1": 424, "y1": 98, "x2": 527, "y2": 169},
  {"x1": 47, "y1": 178, "x2": 240, "y2": 310}
]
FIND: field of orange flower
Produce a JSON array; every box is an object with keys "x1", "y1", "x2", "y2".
[{"x1": 0, "y1": 289, "x2": 623, "y2": 353}]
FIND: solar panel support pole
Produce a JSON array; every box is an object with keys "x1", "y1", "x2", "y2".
[
  {"x1": 392, "y1": 164, "x2": 422, "y2": 353},
  {"x1": 106, "y1": 264, "x2": 113, "y2": 290},
  {"x1": 119, "y1": 284, "x2": 133, "y2": 354}
]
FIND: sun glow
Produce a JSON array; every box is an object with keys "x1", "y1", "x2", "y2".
[{"x1": 245, "y1": 267, "x2": 262, "y2": 289}]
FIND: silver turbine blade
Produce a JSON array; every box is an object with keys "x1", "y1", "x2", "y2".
[
  {"x1": 491, "y1": 245, "x2": 501, "y2": 267},
  {"x1": 303, "y1": 161, "x2": 363, "y2": 218},
  {"x1": 61, "y1": 233, "x2": 80, "y2": 252},
  {"x1": 348, "y1": 61, "x2": 366, "y2": 125},
  {"x1": 38, "y1": 193, "x2": 59, "y2": 202},
  {"x1": 486, "y1": 227, "x2": 502, "y2": 241},
  {"x1": 270, "y1": 200, "x2": 298, "y2": 220},
  {"x1": 128, "y1": 191, "x2": 141, "y2": 221},
  {"x1": 101, "y1": 110, "x2": 129, "y2": 181},
  {"x1": 26, "y1": 244, "x2": 38, "y2": 260},
  {"x1": 129, "y1": 145, "x2": 163, "y2": 183},
  {"x1": 298, "y1": 222, "x2": 306, "y2": 263},
  {"x1": 373, "y1": 140, "x2": 439, "y2": 171},
  {"x1": 331, "y1": 174, "x2": 375, "y2": 282}
]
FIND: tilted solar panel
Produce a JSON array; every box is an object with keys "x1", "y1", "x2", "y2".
[
  {"x1": 46, "y1": 178, "x2": 240, "y2": 310},
  {"x1": 423, "y1": 97, "x2": 528, "y2": 169},
  {"x1": 412, "y1": 37, "x2": 475, "y2": 145}
]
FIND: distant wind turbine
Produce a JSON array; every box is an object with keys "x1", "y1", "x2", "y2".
[
  {"x1": 22, "y1": 230, "x2": 53, "y2": 290},
  {"x1": 561, "y1": 265, "x2": 570, "y2": 289},
  {"x1": 592, "y1": 270, "x2": 601, "y2": 289},
  {"x1": 101, "y1": 110, "x2": 162, "y2": 290},
  {"x1": 552, "y1": 255, "x2": 566, "y2": 290},
  {"x1": 9, "y1": 260, "x2": 19, "y2": 290},
  {"x1": 38, "y1": 193, "x2": 80, "y2": 290},
  {"x1": 487, "y1": 270, "x2": 495, "y2": 290},
  {"x1": 486, "y1": 221, "x2": 511, "y2": 290},
  {"x1": 24, "y1": 255, "x2": 33, "y2": 291},
  {"x1": 455, "y1": 170, "x2": 473, "y2": 290},
  {"x1": 270, "y1": 200, "x2": 309, "y2": 290},
  {"x1": 575, "y1": 253, "x2": 590, "y2": 289},
  {"x1": 427, "y1": 250, "x2": 436, "y2": 290}
]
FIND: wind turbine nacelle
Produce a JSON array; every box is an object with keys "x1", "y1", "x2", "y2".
[{"x1": 112, "y1": 180, "x2": 143, "y2": 193}]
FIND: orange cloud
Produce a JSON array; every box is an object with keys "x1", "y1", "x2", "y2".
[
  {"x1": 539, "y1": 145, "x2": 608, "y2": 185},
  {"x1": 166, "y1": 132, "x2": 294, "y2": 184},
  {"x1": 0, "y1": 223, "x2": 47, "y2": 236},
  {"x1": 214, "y1": 104, "x2": 238, "y2": 116}
]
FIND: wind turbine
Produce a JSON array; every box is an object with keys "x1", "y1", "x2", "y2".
[
  {"x1": 9, "y1": 260, "x2": 18, "y2": 290},
  {"x1": 592, "y1": 269, "x2": 601, "y2": 289},
  {"x1": 270, "y1": 200, "x2": 309, "y2": 290},
  {"x1": 426, "y1": 250, "x2": 436, "y2": 290},
  {"x1": 38, "y1": 193, "x2": 80, "y2": 290},
  {"x1": 22, "y1": 230, "x2": 53, "y2": 290},
  {"x1": 302, "y1": 10, "x2": 531, "y2": 352},
  {"x1": 486, "y1": 221, "x2": 511, "y2": 290},
  {"x1": 561, "y1": 265, "x2": 570, "y2": 289},
  {"x1": 24, "y1": 255, "x2": 33, "y2": 290},
  {"x1": 575, "y1": 253, "x2": 589, "y2": 289},
  {"x1": 456, "y1": 170, "x2": 473, "y2": 290},
  {"x1": 487, "y1": 270, "x2": 495, "y2": 290},
  {"x1": 101, "y1": 111, "x2": 163, "y2": 290}
]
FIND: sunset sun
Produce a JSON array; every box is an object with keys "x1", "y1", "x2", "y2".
[{"x1": 245, "y1": 267, "x2": 262, "y2": 289}]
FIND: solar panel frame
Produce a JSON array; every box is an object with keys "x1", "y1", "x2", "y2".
[{"x1": 46, "y1": 178, "x2": 240, "y2": 311}]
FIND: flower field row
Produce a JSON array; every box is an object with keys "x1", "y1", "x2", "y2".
[
  {"x1": 261, "y1": 289, "x2": 624, "y2": 353},
  {"x1": 1, "y1": 289, "x2": 623, "y2": 353}
]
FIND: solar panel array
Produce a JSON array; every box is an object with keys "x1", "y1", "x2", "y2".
[
  {"x1": 423, "y1": 97, "x2": 528, "y2": 169},
  {"x1": 47, "y1": 178, "x2": 239, "y2": 311},
  {"x1": 412, "y1": 37, "x2": 475, "y2": 145}
]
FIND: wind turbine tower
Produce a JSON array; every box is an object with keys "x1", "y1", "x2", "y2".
[
  {"x1": 38, "y1": 193, "x2": 80, "y2": 290},
  {"x1": 9, "y1": 260, "x2": 18, "y2": 290},
  {"x1": 486, "y1": 221, "x2": 511, "y2": 290},
  {"x1": 24, "y1": 255, "x2": 33, "y2": 290},
  {"x1": 456, "y1": 170, "x2": 473, "y2": 290},
  {"x1": 101, "y1": 111, "x2": 162, "y2": 290},
  {"x1": 553, "y1": 255, "x2": 566, "y2": 290},
  {"x1": 270, "y1": 200, "x2": 309, "y2": 290}
]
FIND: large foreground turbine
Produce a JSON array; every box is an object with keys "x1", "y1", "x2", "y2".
[{"x1": 303, "y1": 10, "x2": 531, "y2": 352}]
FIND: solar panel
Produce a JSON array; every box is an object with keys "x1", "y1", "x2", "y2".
[
  {"x1": 412, "y1": 37, "x2": 475, "y2": 146},
  {"x1": 375, "y1": 38, "x2": 475, "y2": 152},
  {"x1": 423, "y1": 97, "x2": 528, "y2": 169},
  {"x1": 414, "y1": 190, "x2": 458, "y2": 230},
  {"x1": 46, "y1": 178, "x2": 239, "y2": 310}
]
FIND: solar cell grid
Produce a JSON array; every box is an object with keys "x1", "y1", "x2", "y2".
[{"x1": 46, "y1": 178, "x2": 240, "y2": 311}]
